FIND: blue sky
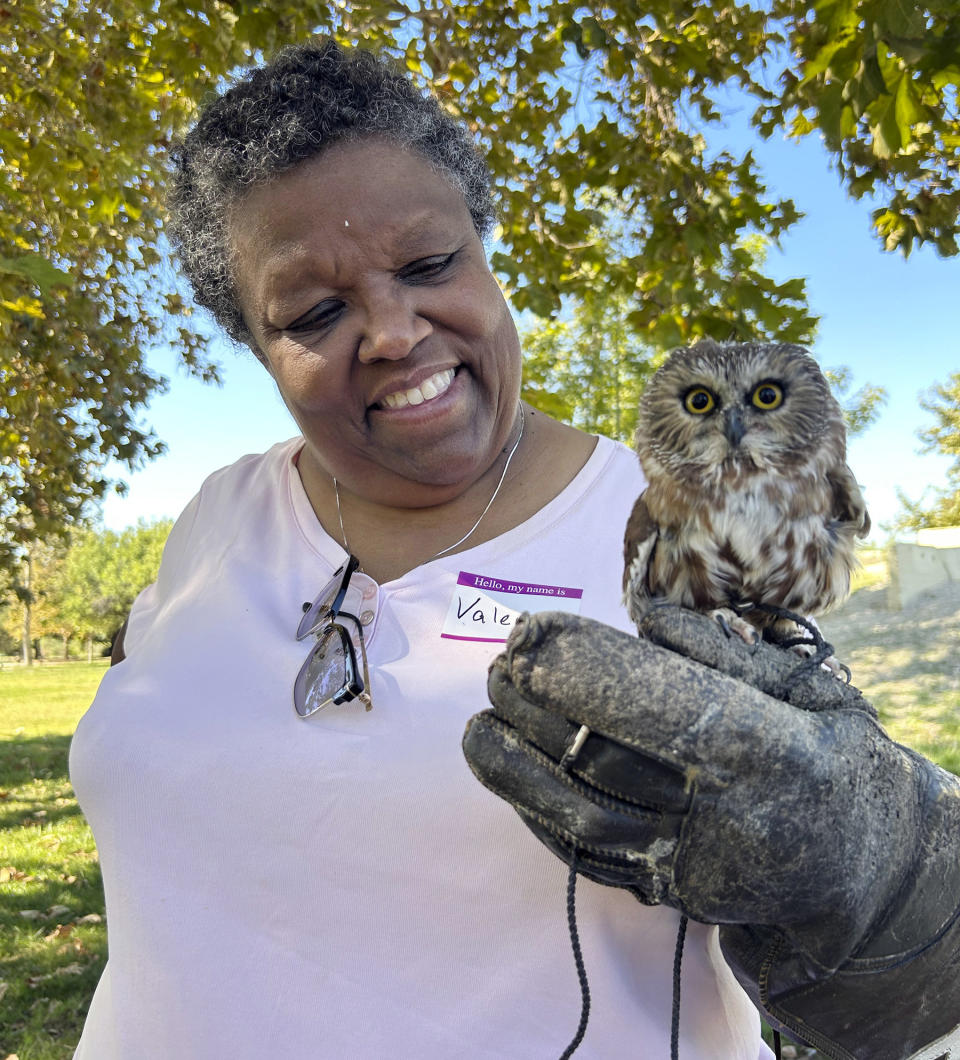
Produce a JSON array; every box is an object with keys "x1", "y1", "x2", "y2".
[{"x1": 101, "y1": 115, "x2": 959, "y2": 541}]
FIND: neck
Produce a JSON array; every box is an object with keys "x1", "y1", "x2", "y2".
[
  {"x1": 297, "y1": 406, "x2": 596, "y2": 584},
  {"x1": 336, "y1": 404, "x2": 524, "y2": 566}
]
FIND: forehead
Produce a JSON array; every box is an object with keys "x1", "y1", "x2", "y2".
[{"x1": 229, "y1": 140, "x2": 473, "y2": 273}]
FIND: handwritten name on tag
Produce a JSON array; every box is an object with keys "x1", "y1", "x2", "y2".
[{"x1": 441, "y1": 571, "x2": 583, "y2": 643}]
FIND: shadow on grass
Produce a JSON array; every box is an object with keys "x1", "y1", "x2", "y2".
[
  {"x1": 0, "y1": 731, "x2": 76, "y2": 784},
  {"x1": 2, "y1": 731, "x2": 106, "y2": 1059}
]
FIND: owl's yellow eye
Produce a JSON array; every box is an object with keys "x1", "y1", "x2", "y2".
[
  {"x1": 683, "y1": 387, "x2": 716, "y2": 415},
  {"x1": 752, "y1": 382, "x2": 783, "y2": 410}
]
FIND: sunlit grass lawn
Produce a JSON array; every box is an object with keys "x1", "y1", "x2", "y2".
[{"x1": 0, "y1": 662, "x2": 108, "y2": 1060}]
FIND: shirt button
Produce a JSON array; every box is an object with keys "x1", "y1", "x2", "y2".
[{"x1": 360, "y1": 609, "x2": 375, "y2": 626}]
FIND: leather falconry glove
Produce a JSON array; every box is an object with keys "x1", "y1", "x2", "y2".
[{"x1": 462, "y1": 607, "x2": 960, "y2": 1060}]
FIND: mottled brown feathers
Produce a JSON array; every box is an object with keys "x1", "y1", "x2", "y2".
[{"x1": 624, "y1": 340, "x2": 869, "y2": 636}]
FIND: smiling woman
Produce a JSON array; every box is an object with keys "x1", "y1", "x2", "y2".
[
  {"x1": 228, "y1": 140, "x2": 537, "y2": 560},
  {"x1": 66, "y1": 38, "x2": 769, "y2": 1060}
]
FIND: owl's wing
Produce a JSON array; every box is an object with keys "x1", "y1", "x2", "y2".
[
  {"x1": 622, "y1": 490, "x2": 660, "y2": 626},
  {"x1": 829, "y1": 463, "x2": 871, "y2": 539}
]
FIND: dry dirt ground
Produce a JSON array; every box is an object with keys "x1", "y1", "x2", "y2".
[{"x1": 818, "y1": 578, "x2": 960, "y2": 763}]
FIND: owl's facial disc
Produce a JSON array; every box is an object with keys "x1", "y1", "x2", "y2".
[{"x1": 638, "y1": 340, "x2": 846, "y2": 490}]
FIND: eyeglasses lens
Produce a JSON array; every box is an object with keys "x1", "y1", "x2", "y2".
[
  {"x1": 297, "y1": 558, "x2": 356, "y2": 642},
  {"x1": 294, "y1": 625, "x2": 361, "y2": 718}
]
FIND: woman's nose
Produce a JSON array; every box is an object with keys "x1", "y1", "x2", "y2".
[{"x1": 357, "y1": 288, "x2": 432, "y2": 362}]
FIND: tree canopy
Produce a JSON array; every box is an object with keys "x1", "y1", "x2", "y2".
[{"x1": 3, "y1": 0, "x2": 958, "y2": 573}]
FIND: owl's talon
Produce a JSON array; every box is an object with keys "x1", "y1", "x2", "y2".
[
  {"x1": 709, "y1": 607, "x2": 759, "y2": 646},
  {"x1": 785, "y1": 639, "x2": 851, "y2": 682},
  {"x1": 821, "y1": 654, "x2": 852, "y2": 683}
]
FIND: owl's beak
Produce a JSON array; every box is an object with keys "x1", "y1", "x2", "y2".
[{"x1": 723, "y1": 406, "x2": 746, "y2": 447}]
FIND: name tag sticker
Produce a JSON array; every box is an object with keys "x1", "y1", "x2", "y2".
[{"x1": 441, "y1": 571, "x2": 584, "y2": 643}]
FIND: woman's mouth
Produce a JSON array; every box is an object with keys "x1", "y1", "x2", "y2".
[{"x1": 378, "y1": 367, "x2": 456, "y2": 410}]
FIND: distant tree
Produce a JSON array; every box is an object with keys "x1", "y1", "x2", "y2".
[
  {"x1": 49, "y1": 530, "x2": 116, "y2": 658},
  {"x1": 919, "y1": 373, "x2": 960, "y2": 466},
  {"x1": 0, "y1": 603, "x2": 18, "y2": 658},
  {"x1": 521, "y1": 292, "x2": 665, "y2": 444},
  {"x1": 0, "y1": 520, "x2": 172, "y2": 662},
  {"x1": 0, "y1": 540, "x2": 64, "y2": 663},
  {"x1": 52, "y1": 521, "x2": 173, "y2": 654},
  {"x1": 30, "y1": 541, "x2": 75, "y2": 659},
  {"x1": 894, "y1": 372, "x2": 960, "y2": 530},
  {"x1": 822, "y1": 366, "x2": 888, "y2": 438},
  {"x1": 4, "y1": 0, "x2": 957, "y2": 572},
  {"x1": 521, "y1": 248, "x2": 887, "y2": 444}
]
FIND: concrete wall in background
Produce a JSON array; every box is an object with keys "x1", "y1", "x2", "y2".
[
  {"x1": 888, "y1": 531, "x2": 960, "y2": 609},
  {"x1": 917, "y1": 527, "x2": 960, "y2": 548}
]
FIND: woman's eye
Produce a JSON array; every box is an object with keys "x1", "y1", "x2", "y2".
[
  {"x1": 286, "y1": 301, "x2": 344, "y2": 333},
  {"x1": 399, "y1": 252, "x2": 456, "y2": 282}
]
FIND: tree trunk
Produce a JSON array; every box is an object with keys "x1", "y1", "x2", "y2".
[
  {"x1": 86, "y1": 633, "x2": 93, "y2": 663},
  {"x1": 20, "y1": 553, "x2": 32, "y2": 667},
  {"x1": 62, "y1": 633, "x2": 70, "y2": 660}
]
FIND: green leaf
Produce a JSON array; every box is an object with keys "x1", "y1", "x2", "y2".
[
  {"x1": 869, "y1": 90, "x2": 901, "y2": 157},
  {"x1": 818, "y1": 82, "x2": 845, "y2": 141},
  {"x1": 0, "y1": 254, "x2": 74, "y2": 295},
  {"x1": 882, "y1": 35, "x2": 932, "y2": 65},
  {"x1": 894, "y1": 73, "x2": 926, "y2": 134}
]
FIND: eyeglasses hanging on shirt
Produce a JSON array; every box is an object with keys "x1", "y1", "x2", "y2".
[{"x1": 295, "y1": 554, "x2": 373, "y2": 718}]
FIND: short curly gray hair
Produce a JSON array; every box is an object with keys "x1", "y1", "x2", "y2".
[{"x1": 166, "y1": 39, "x2": 496, "y2": 346}]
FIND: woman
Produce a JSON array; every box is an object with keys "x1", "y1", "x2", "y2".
[{"x1": 69, "y1": 41, "x2": 769, "y2": 1057}]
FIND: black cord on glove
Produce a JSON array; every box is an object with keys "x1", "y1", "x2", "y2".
[
  {"x1": 748, "y1": 602, "x2": 851, "y2": 688},
  {"x1": 671, "y1": 914, "x2": 688, "y2": 1060},
  {"x1": 559, "y1": 850, "x2": 591, "y2": 1059},
  {"x1": 554, "y1": 611, "x2": 807, "y2": 1060}
]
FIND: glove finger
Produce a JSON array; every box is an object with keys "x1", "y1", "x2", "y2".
[
  {"x1": 638, "y1": 606, "x2": 872, "y2": 714},
  {"x1": 498, "y1": 610, "x2": 821, "y2": 778},
  {"x1": 488, "y1": 658, "x2": 690, "y2": 814},
  {"x1": 462, "y1": 709, "x2": 682, "y2": 888}
]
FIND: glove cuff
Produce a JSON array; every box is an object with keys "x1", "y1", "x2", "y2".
[
  {"x1": 762, "y1": 901, "x2": 960, "y2": 1060},
  {"x1": 723, "y1": 760, "x2": 960, "y2": 1060}
]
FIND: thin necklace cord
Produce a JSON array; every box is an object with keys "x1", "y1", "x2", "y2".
[{"x1": 334, "y1": 402, "x2": 525, "y2": 561}]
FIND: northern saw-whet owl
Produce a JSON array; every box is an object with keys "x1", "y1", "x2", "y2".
[{"x1": 623, "y1": 340, "x2": 870, "y2": 650}]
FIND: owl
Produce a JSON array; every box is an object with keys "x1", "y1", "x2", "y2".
[{"x1": 623, "y1": 340, "x2": 870, "y2": 656}]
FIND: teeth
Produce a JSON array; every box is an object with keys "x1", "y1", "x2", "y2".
[{"x1": 380, "y1": 368, "x2": 454, "y2": 410}]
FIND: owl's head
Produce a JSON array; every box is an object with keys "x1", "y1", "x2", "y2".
[{"x1": 635, "y1": 340, "x2": 846, "y2": 488}]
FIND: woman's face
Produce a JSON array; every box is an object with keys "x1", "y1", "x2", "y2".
[{"x1": 230, "y1": 139, "x2": 522, "y2": 508}]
